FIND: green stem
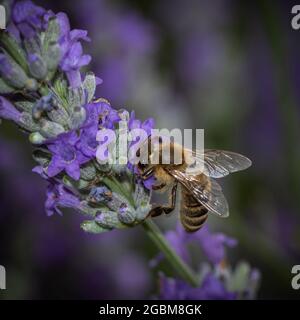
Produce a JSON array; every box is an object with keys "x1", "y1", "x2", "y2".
[
  {"x1": 103, "y1": 174, "x2": 199, "y2": 287},
  {"x1": 142, "y1": 219, "x2": 199, "y2": 287}
]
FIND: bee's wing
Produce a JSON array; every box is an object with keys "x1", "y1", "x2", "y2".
[
  {"x1": 166, "y1": 168, "x2": 229, "y2": 218},
  {"x1": 191, "y1": 149, "x2": 252, "y2": 178}
]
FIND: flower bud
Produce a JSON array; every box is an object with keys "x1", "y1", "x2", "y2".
[
  {"x1": 32, "y1": 94, "x2": 54, "y2": 120},
  {"x1": 80, "y1": 163, "x2": 96, "y2": 181},
  {"x1": 28, "y1": 54, "x2": 48, "y2": 79},
  {"x1": 39, "y1": 118, "x2": 65, "y2": 138},
  {"x1": 0, "y1": 78, "x2": 14, "y2": 94},
  {"x1": 88, "y1": 186, "x2": 112, "y2": 204},
  {"x1": 0, "y1": 54, "x2": 29, "y2": 89},
  {"x1": 0, "y1": 31, "x2": 28, "y2": 72},
  {"x1": 0, "y1": 96, "x2": 21, "y2": 122},
  {"x1": 29, "y1": 132, "x2": 47, "y2": 145},
  {"x1": 81, "y1": 220, "x2": 106, "y2": 234},
  {"x1": 118, "y1": 203, "x2": 136, "y2": 225},
  {"x1": 134, "y1": 205, "x2": 152, "y2": 223},
  {"x1": 95, "y1": 211, "x2": 121, "y2": 230},
  {"x1": 25, "y1": 78, "x2": 38, "y2": 91},
  {"x1": 68, "y1": 106, "x2": 86, "y2": 130}
]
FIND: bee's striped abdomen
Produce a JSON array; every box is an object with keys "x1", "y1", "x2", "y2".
[{"x1": 180, "y1": 187, "x2": 208, "y2": 232}]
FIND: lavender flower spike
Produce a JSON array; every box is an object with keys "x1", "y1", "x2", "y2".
[{"x1": 0, "y1": 0, "x2": 152, "y2": 233}]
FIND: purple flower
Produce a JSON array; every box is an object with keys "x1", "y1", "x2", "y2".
[
  {"x1": 77, "y1": 125, "x2": 98, "y2": 158},
  {"x1": 12, "y1": 0, "x2": 46, "y2": 38},
  {"x1": 98, "y1": 103, "x2": 120, "y2": 129},
  {"x1": 164, "y1": 223, "x2": 237, "y2": 265},
  {"x1": 60, "y1": 42, "x2": 91, "y2": 88},
  {"x1": 11, "y1": 5, "x2": 92, "y2": 87},
  {"x1": 47, "y1": 131, "x2": 89, "y2": 180},
  {"x1": 127, "y1": 111, "x2": 155, "y2": 189},
  {"x1": 129, "y1": 111, "x2": 155, "y2": 136},
  {"x1": 32, "y1": 165, "x2": 48, "y2": 179},
  {"x1": 56, "y1": 12, "x2": 90, "y2": 56},
  {"x1": 84, "y1": 100, "x2": 120, "y2": 129},
  {"x1": 0, "y1": 97, "x2": 21, "y2": 123},
  {"x1": 193, "y1": 225, "x2": 237, "y2": 264},
  {"x1": 82, "y1": 100, "x2": 121, "y2": 163},
  {"x1": 159, "y1": 273, "x2": 236, "y2": 300},
  {"x1": 56, "y1": 12, "x2": 91, "y2": 88},
  {"x1": 45, "y1": 182, "x2": 81, "y2": 216},
  {"x1": 196, "y1": 274, "x2": 236, "y2": 300}
]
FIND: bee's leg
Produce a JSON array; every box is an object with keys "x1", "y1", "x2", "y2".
[
  {"x1": 152, "y1": 183, "x2": 166, "y2": 191},
  {"x1": 149, "y1": 182, "x2": 178, "y2": 217}
]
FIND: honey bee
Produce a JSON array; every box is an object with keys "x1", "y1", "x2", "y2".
[{"x1": 137, "y1": 138, "x2": 252, "y2": 232}]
